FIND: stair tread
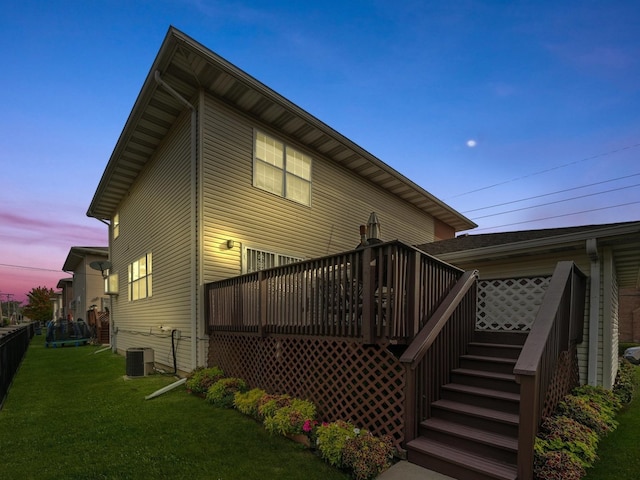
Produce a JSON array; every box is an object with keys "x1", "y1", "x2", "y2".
[
  {"x1": 461, "y1": 354, "x2": 517, "y2": 364},
  {"x1": 452, "y1": 368, "x2": 516, "y2": 381},
  {"x1": 468, "y1": 341, "x2": 523, "y2": 350},
  {"x1": 442, "y1": 383, "x2": 520, "y2": 402},
  {"x1": 408, "y1": 437, "x2": 517, "y2": 480},
  {"x1": 432, "y1": 399, "x2": 520, "y2": 425},
  {"x1": 421, "y1": 417, "x2": 518, "y2": 451}
]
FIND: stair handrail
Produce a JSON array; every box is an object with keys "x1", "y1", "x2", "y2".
[
  {"x1": 514, "y1": 261, "x2": 586, "y2": 480},
  {"x1": 400, "y1": 269, "x2": 478, "y2": 369},
  {"x1": 400, "y1": 269, "x2": 479, "y2": 443}
]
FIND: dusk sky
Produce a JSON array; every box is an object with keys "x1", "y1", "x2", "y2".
[{"x1": 1, "y1": 0, "x2": 639, "y2": 303}]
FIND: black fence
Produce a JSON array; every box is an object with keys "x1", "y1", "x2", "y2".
[{"x1": 0, "y1": 324, "x2": 35, "y2": 409}]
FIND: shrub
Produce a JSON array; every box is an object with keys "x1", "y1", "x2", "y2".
[
  {"x1": 263, "y1": 398, "x2": 316, "y2": 436},
  {"x1": 556, "y1": 395, "x2": 618, "y2": 436},
  {"x1": 618, "y1": 342, "x2": 640, "y2": 356},
  {"x1": 537, "y1": 416, "x2": 598, "y2": 468},
  {"x1": 316, "y1": 420, "x2": 356, "y2": 467},
  {"x1": 257, "y1": 394, "x2": 292, "y2": 419},
  {"x1": 613, "y1": 359, "x2": 636, "y2": 405},
  {"x1": 206, "y1": 377, "x2": 248, "y2": 408},
  {"x1": 234, "y1": 388, "x2": 266, "y2": 418},
  {"x1": 185, "y1": 366, "x2": 225, "y2": 394},
  {"x1": 572, "y1": 384, "x2": 622, "y2": 412},
  {"x1": 342, "y1": 431, "x2": 394, "y2": 480},
  {"x1": 534, "y1": 447, "x2": 585, "y2": 480}
]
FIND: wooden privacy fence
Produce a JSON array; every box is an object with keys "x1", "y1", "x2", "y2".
[{"x1": 205, "y1": 241, "x2": 464, "y2": 344}]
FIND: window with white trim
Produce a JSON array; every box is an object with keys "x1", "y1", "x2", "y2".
[
  {"x1": 128, "y1": 253, "x2": 152, "y2": 301},
  {"x1": 243, "y1": 246, "x2": 303, "y2": 274},
  {"x1": 113, "y1": 212, "x2": 120, "y2": 239},
  {"x1": 253, "y1": 131, "x2": 312, "y2": 206},
  {"x1": 105, "y1": 272, "x2": 119, "y2": 295}
]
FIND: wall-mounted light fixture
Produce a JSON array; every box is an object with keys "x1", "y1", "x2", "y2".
[{"x1": 226, "y1": 239, "x2": 235, "y2": 249}]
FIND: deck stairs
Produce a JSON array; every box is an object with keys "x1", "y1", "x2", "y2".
[{"x1": 406, "y1": 330, "x2": 528, "y2": 480}]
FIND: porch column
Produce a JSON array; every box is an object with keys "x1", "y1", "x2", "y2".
[{"x1": 586, "y1": 238, "x2": 600, "y2": 386}]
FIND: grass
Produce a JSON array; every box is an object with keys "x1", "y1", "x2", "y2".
[
  {"x1": 0, "y1": 334, "x2": 349, "y2": 480},
  {"x1": 584, "y1": 364, "x2": 640, "y2": 480}
]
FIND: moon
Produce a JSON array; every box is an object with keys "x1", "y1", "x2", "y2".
[{"x1": 466, "y1": 139, "x2": 477, "y2": 148}]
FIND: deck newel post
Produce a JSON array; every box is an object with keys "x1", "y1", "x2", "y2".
[
  {"x1": 403, "y1": 363, "x2": 417, "y2": 444},
  {"x1": 361, "y1": 246, "x2": 374, "y2": 344},
  {"x1": 517, "y1": 374, "x2": 537, "y2": 480},
  {"x1": 258, "y1": 270, "x2": 267, "y2": 337},
  {"x1": 406, "y1": 249, "x2": 421, "y2": 339}
]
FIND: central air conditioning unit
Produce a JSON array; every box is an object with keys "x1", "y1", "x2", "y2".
[{"x1": 126, "y1": 347, "x2": 154, "y2": 377}]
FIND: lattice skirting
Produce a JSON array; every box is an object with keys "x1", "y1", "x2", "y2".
[
  {"x1": 542, "y1": 347, "x2": 580, "y2": 419},
  {"x1": 208, "y1": 333, "x2": 406, "y2": 449}
]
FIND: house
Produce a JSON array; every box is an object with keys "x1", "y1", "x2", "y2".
[
  {"x1": 418, "y1": 221, "x2": 640, "y2": 389},
  {"x1": 55, "y1": 278, "x2": 73, "y2": 320},
  {"x1": 85, "y1": 27, "x2": 634, "y2": 479},
  {"x1": 86, "y1": 27, "x2": 475, "y2": 374},
  {"x1": 61, "y1": 246, "x2": 110, "y2": 322}
]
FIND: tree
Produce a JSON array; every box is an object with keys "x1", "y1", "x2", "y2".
[{"x1": 22, "y1": 286, "x2": 55, "y2": 322}]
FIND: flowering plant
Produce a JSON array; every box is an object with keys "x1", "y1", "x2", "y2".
[
  {"x1": 257, "y1": 394, "x2": 292, "y2": 419},
  {"x1": 206, "y1": 377, "x2": 248, "y2": 408},
  {"x1": 185, "y1": 366, "x2": 225, "y2": 394},
  {"x1": 316, "y1": 420, "x2": 356, "y2": 467},
  {"x1": 234, "y1": 388, "x2": 266, "y2": 419},
  {"x1": 342, "y1": 431, "x2": 394, "y2": 480},
  {"x1": 263, "y1": 398, "x2": 316, "y2": 436}
]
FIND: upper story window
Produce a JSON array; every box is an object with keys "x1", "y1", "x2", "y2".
[
  {"x1": 128, "y1": 253, "x2": 152, "y2": 301},
  {"x1": 254, "y1": 131, "x2": 312, "y2": 206},
  {"x1": 113, "y1": 212, "x2": 120, "y2": 239}
]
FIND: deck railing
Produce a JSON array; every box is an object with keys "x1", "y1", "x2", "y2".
[
  {"x1": 205, "y1": 241, "x2": 463, "y2": 344},
  {"x1": 514, "y1": 261, "x2": 586, "y2": 480},
  {"x1": 1, "y1": 324, "x2": 35, "y2": 409},
  {"x1": 399, "y1": 270, "x2": 479, "y2": 443}
]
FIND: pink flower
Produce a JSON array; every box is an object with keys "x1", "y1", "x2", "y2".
[{"x1": 303, "y1": 419, "x2": 318, "y2": 432}]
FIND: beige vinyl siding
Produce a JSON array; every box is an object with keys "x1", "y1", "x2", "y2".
[
  {"x1": 200, "y1": 94, "x2": 436, "y2": 283},
  {"x1": 110, "y1": 111, "x2": 193, "y2": 372}
]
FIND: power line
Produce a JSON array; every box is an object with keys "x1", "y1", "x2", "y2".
[
  {"x1": 470, "y1": 183, "x2": 640, "y2": 220},
  {"x1": 463, "y1": 172, "x2": 640, "y2": 214},
  {"x1": 449, "y1": 142, "x2": 640, "y2": 199},
  {"x1": 0, "y1": 263, "x2": 70, "y2": 274},
  {"x1": 467, "y1": 200, "x2": 640, "y2": 232}
]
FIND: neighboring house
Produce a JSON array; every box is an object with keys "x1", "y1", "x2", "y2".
[
  {"x1": 55, "y1": 278, "x2": 73, "y2": 320},
  {"x1": 418, "y1": 221, "x2": 640, "y2": 389},
  {"x1": 62, "y1": 246, "x2": 110, "y2": 322},
  {"x1": 86, "y1": 27, "x2": 475, "y2": 373},
  {"x1": 50, "y1": 291, "x2": 63, "y2": 321},
  {"x1": 620, "y1": 287, "x2": 640, "y2": 343}
]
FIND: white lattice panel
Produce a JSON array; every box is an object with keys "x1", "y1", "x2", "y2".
[{"x1": 477, "y1": 276, "x2": 551, "y2": 331}]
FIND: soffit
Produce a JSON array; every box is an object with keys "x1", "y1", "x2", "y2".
[{"x1": 87, "y1": 27, "x2": 476, "y2": 232}]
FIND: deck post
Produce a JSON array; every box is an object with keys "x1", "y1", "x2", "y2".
[
  {"x1": 361, "y1": 247, "x2": 375, "y2": 344},
  {"x1": 403, "y1": 363, "x2": 418, "y2": 444},
  {"x1": 258, "y1": 270, "x2": 267, "y2": 337},
  {"x1": 406, "y1": 249, "x2": 421, "y2": 339}
]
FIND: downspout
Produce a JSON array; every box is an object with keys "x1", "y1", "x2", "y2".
[
  {"x1": 154, "y1": 71, "x2": 198, "y2": 372},
  {"x1": 89, "y1": 216, "x2": 116, "y2": 353},
  {"x1": 586, "y1": 238, "x2": 600, "y2": 386}
]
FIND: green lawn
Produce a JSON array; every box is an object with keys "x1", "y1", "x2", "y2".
[
  {"x1": 585, "y1": 365, "x2": 640, "y2": 480},
  {"x1": 0, "y1": 334, "x2": 349, "y2": 480}
]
